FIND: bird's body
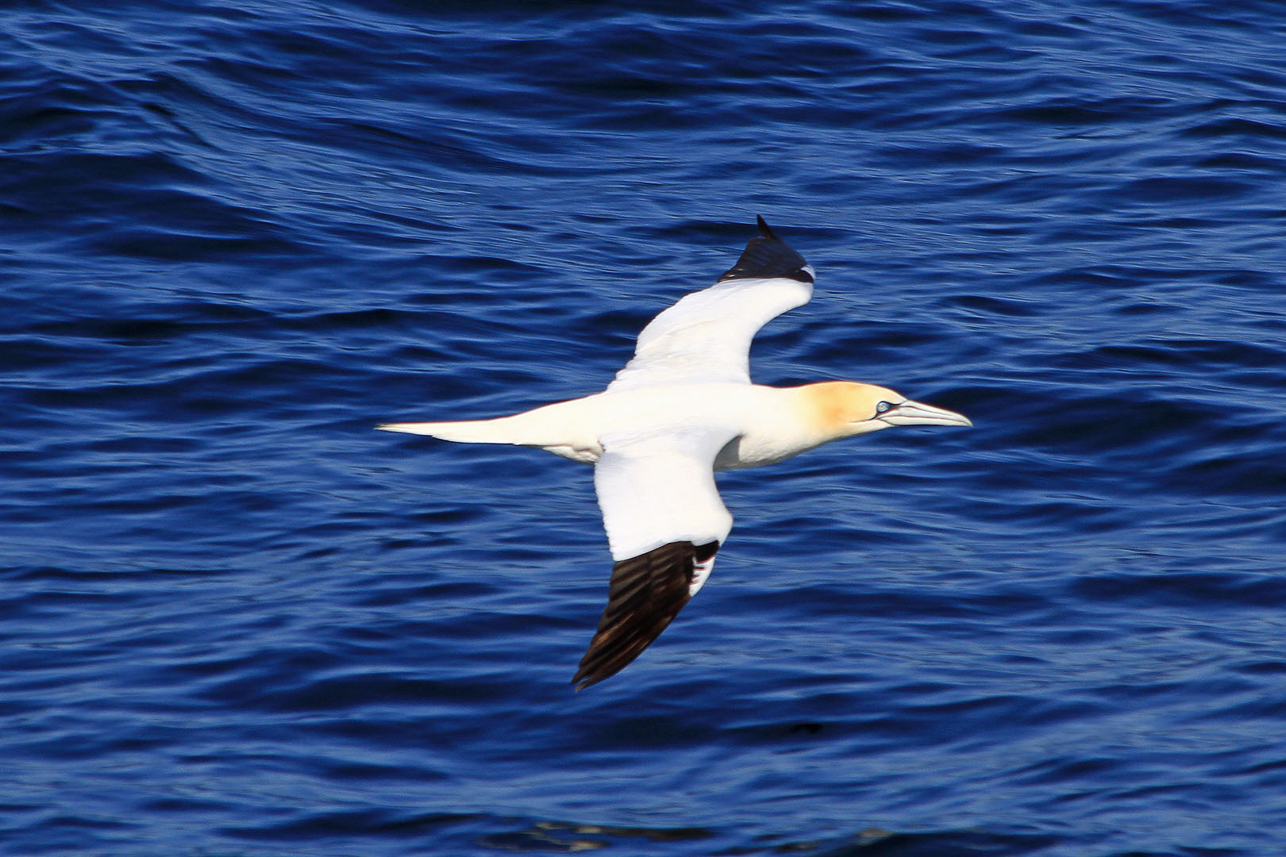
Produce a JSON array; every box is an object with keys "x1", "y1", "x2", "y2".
[
  {"x1": 380, "y1": 218, "x2": 970, "y2": 689},
  {"x1": 383, "y1": 381, "x2": 892, "y2": 469}
]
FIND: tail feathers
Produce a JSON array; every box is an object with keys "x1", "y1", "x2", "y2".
[
  {"x1": 377, "y1": 418, "x2": 524, "y2": 445},
  {"x1": 379, "y1": 397, "x2": 594, "y2": 458}
]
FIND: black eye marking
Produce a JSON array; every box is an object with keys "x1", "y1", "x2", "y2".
[{"x1": 875, "y1": 401, "x2": 892, "y2": 414}]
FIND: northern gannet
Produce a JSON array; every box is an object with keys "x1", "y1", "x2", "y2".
[{"x1": 380, "y1": 217, "x2": 971, "y2": 690}]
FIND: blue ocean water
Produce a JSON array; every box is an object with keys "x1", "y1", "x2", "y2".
[{"x1": 4, "y1": 0, "x2": 1286, "y2": 854}]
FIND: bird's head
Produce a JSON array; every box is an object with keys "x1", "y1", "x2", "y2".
[{"x1": 803, "y1": 381, "x2": 972, "y2": 441}]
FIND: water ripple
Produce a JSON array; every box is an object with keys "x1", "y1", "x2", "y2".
[{"x1": 4, "y1": 1, "x2": 1286, "y2": 855}]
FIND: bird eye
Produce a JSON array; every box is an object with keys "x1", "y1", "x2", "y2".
[{"x1": 875, "y1": 401, "x2": 892, "y2": 414}]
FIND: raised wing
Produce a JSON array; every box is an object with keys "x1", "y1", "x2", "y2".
[
  {"x1": 608, "y1": 217, "x2": 815, "y2": 392},
  {"x1": 574, "y1": 427, "x2": 736, "y2": 689}
]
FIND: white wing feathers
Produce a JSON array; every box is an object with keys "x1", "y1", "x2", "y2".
[
  {"x1": 608, "y1": 216, "x2": 815, "y2": 391},
  {"x1": 608, "y1": 275, "x2": 813, "y2": 390},
  {"x1": 593, "y1": 427, "x2": 735, "y2": 568}
]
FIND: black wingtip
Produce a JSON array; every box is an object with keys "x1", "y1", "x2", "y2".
[
  {"x1": 571, "y1": 540, "x2": 719, "y2": 690},
  {"x1": 756, "y1": 214, "x2": 778, "y2": 240},
  {"x1": 718, "y1": 217, "x2": 812, "y2": 285}
]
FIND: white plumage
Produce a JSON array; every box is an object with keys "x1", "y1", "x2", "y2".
[
  {"x1": 609, "y1": 272, "x2": 813, "y2": 391},
  {"x1": 380, "y1": 217, "x2": 970, "y2": 689}
]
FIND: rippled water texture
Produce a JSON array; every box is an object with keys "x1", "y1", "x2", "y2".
[{"x1": 3, "y1": 1, "x2": 1286, "y2": 855}]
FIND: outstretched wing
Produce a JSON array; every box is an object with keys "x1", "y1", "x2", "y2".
[
  {"x1": 608, "y1": 217, "x2": 815, "y2": 392},
  {"x1": 574, "y1": 427, "x2": 736, "y2": 689}
]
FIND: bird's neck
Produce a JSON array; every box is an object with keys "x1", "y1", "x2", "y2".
[{"x1": 714, "y1": 384, "x2": 861, "y2": 470}]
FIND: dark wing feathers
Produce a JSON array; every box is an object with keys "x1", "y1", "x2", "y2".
[
  {"x1": 717, "y1": 215, "x2": 813, "y2": 284},
  {"x1": 573, "y1": 540, "x2": 719, "y2": 690}
]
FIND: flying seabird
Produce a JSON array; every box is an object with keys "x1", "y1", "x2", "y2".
[{"x1": 380, "y1": 217, "x2": 971, "y2": 690}]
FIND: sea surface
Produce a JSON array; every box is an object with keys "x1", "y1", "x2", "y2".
[{"x1": 3, "y1": 1, "x2": 1286, "y2": 855}]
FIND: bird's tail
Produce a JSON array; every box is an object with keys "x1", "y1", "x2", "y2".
[
  {"x1": 379, "y1": 397, "x2": 595, "y2": 457},
  {"x1": 377, "y1": 415, "x2": 531, "y2": 445}
]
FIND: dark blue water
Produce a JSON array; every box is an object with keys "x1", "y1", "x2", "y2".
[{"x1": 4, "y1": 1, "x2": 1286, "y2": 854}]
